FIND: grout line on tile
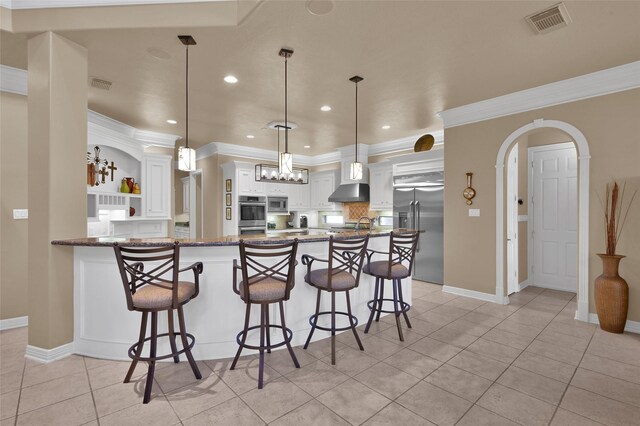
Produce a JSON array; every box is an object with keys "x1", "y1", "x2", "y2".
[{"x1": 82, "y1": 357, "x2": 101, "y2": 426}]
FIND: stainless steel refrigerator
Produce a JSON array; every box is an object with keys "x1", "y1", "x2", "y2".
[{"x1": 393, "y1": 172, "x2": 444, "y2": 284}]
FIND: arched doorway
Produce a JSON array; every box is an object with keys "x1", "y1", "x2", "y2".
[{"x1": 495, "y1": 119, "x2": 590, "y2": 321}]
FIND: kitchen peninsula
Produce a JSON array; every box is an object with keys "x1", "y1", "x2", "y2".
[{"x1": 52, "y1": 230, "x2": 409, "y2": 361}]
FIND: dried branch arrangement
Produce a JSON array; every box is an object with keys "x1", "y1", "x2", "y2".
[{"x1": 600, "y1": 180, "x2": 637, "y2": 255}]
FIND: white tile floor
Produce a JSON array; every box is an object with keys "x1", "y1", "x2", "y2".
[{"x1": 2, "y1": 282, "x2": 640, "y2": 425}]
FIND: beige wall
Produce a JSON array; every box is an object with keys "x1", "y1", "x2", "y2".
[
  {"x1": 444, "y1": 89, "x2": 640, "y2": 321},
  {"x1": 0, "y1": 92, "x2": 28, "y2": 320},
  {"x1": 27, "y1": 32, "x2": 88, "y2": 348}
]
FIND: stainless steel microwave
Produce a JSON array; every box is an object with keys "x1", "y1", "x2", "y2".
[{"x1": 267, "y1": 196, "x2": 288, "y2": 213}]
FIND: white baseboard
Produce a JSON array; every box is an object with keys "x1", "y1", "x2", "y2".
[
  {"x1": 443, "y1": 285, "x2": 505, "y2": 304},
  {"x1": 588, "y1": 313, "x2": 640, "y2": 334},
  {"x1": 518, "y1": 279, "x2": 530, "y2": 292},
  {"x1": 0, "y1": 316, "x2": 28, "y2": 331},
  {"x1": 25, "y1": 342, "x2": 74, "y2": 363}
]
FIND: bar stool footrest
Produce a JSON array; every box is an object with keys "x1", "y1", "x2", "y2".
[
  {"x1": 367, "y1": 298, "x2": 410, "y2": 315},
  {"x1": 128, "y1": 332, "x2": 196, "y2": 362},
  {"x1": 309, "y1": 311, "x2": 358, "y2": 332},
  {"x1": 236, "y1": 324, "x2": 293, "y2": 351}
]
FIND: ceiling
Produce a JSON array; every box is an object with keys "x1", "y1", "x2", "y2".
[{"x1": 2, "y1": 1, "x2": 640, "y2": 155}]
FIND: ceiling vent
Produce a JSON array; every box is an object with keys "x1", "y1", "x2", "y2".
[
  {"x1": 525, "y1": 3, "x2": 571, "y2": 34},
  {"x1": 90, "y1": 77, "x2": 112, "y2": 91}
]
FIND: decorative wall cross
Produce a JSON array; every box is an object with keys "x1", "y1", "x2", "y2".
[
  {"x1": 98, "y1": 167, "x2": 109, "y2": 185},
  {"x1": 108, "y1": 161, "x2": 118, "y2": 181}
]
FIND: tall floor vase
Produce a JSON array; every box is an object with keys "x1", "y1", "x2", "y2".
[{"x1": 595, "y1": 254, "x2": 628, "y2": 334}]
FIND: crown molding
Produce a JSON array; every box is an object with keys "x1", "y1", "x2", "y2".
[
  {"x1": 134, "y1": 129, "x2": 180, "y2": 148},
  {"x1": 0, "y1": 65, "x2": 27, "y2": 95},
  {"x1": 195, "y1": 132, "x2": 437, "y2": 167},
  {"x1": 438, "y1": 61, "x2": 640, "y2": 128},
  {"x1": 196, "y1": 141, "x2": 343, "y2": 166},
  {"x1": 368, "y1": 130, "x2": 444, "y2": 156},
  {"x1": 1, "y1": 0, "x2": 222, "y2": 9}
]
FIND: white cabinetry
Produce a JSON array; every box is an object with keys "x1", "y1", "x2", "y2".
[
  {"x1": 143, "y1": 154, "x2": 172, "y2": 218},
  {"x1": 238, "y1": 168, "x2": 265, "y2": 196},
  {"x1": 181, "y1": 176, "x2": 190, "y2": 213},
  {"x1": 266, "y1": 183, "x2": 289, "y2": 197},
  {"x1": 310, "y1": 170, "x2": 339, "y2": 211},
  {"x1": 289, "y1": 184, "x2": 310, "y2": 211},
  {"x1": 369, "y1": 162, "x2": 393, "y2": 210},
  {"x1": 112, "y1": 220, "x2": 168, "y2": 238}
]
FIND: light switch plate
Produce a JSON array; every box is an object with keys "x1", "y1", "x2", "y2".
[
  {"x1": 13, "y1": 209, "x2": 28, "y2": 219},
  {"x1": 468, "y1": 209, "x2": 480, "y2": 217}
]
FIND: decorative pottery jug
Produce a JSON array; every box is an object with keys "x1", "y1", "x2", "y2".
[
  {"x1": 129, "y1": 207, "x2": 136, "y2": 217},
  {"x1": 120, "y1": 178, "x2": 130, "y2": 193},
  {"x1": 132, "y1": 183, "x2": 141, "y2": 194},
  {"x1": 595, "y1": 254, "x2": 628, "y2": 333},
  {"x1": 126, "y1": 177, "x2": 134, "y2": 193}
]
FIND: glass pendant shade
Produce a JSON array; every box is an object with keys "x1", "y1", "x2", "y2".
[
  {"x1": 178, "y1": 146, "x2": 196, "y2": 171},
  {"x1": 350, "y1": 161, "x2": 363, "y2": 181},
  {"x1": 279, "y1": 151, "x2": 293, "y2": 175}
]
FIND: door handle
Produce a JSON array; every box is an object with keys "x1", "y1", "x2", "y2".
[
  {"x1": 409, "y1": 201, "x2": 414, "y2": 229},
  {"x1": 415, "y1": 201, "x2": 421, "y2": 252}
]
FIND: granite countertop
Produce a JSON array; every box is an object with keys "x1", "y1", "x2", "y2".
[{"x1": 51, "y1": 229, "x2": 411, "y2": 247}]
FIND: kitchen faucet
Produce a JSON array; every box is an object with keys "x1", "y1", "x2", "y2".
[{"x1": 355, "y1": 216, "x2": 376, "y2": 231}]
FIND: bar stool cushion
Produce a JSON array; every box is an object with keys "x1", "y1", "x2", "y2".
[
  {"x1": 239, "y1": 277, "x2": 287, "y2": 302},
  {"x1": 305, "y1": 269, "x2": 356, "y2": 291},
  {"x1": 364, "y1": 261, "x2": 410, "y2": 278},
  {"x1": 132, "y1": 282, "x2": 195, "y2": 309}
]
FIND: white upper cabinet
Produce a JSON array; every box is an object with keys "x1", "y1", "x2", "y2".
[
  {"x1": 310, "y1": 170, "x2": 339, "y2": 211},
  {"x1": 289, "y1": 183, "x2": 310, "y2": 211},
  {"x1": 237, "y1": 167, "x2": 265, "y2": 196},
  {"x1": 369, "y1": 162, "x2": 393, "y2": 211},
  {"x1": 143, "y1": 154, "x2": 172, "y2": 218},
  {"x1": 266, "y1": 182, "x2": 289, "y2": 197}
]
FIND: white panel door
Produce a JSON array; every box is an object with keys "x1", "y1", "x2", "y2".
[{"x1": 531, "y1": 144, "x2": 578, "y2": 292}]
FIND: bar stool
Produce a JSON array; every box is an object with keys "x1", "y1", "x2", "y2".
[
  {"x1": 363, "y1": 231, "x2": 419, "y2": 341},
  {"x1": 230, "y1": 239, "x2": 300, "y2": 389},
  {"x1": 302, "y1": 235, "x2": 370, "y2": 365},
  {"x1": 114, "y1": 242, "x2": 203, "y2": 404}
]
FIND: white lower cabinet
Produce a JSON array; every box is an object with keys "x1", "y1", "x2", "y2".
[
  {"x1": 112, "y1": 220, "x2": 168, "y2": 238},
  {"x1": 369, "y1": 162, "x2": 393, "y2": 210},
  {"x1": 310, "y1": 170, "x2": 339, "y2": 211}
]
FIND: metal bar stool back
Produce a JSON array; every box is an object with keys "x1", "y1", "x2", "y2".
[
  {"x1": 302, "y1": 235, "x2": 370, "y2": 365},
  {"x1": 231, "y1": 239, "x2": 300, "y2": 389},
  {"x1": 114, "y1": 242, "x2": 203, "y2": 403},
  {"x1": 363, "y1": 231, "x2": 419, "y2": 341}
]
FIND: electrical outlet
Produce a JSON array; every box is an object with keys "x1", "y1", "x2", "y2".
[
  {"x1": 468, "y1": 209, "x2": 480, "y2": 217},
  {"x1": 13, "y1": 209, "x2": 28, "y2": 219}
]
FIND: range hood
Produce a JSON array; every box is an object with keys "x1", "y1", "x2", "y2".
[{"x1": 328, "y1": 183, "x2": 370, "y2": 203}]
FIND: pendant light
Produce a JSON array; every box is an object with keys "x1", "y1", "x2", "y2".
[
  {"x1": 349, "y1": 75, "x2": 364, "y2": 181},
  {"x1": 253, "y1": 48, "x2": 308, "y2": 185},
  {"x1": 278, "y1": 48, "x2": 294, "y2": 176},
  {"x1": 177, "y1": 35, "x2": 196, "y2": 172}
]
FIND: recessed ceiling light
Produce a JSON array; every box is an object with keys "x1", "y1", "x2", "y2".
[
  {"x1": 320, "y1": 105, "x2": 332, "y2": 112},
  {"x1": 381, "y1": 125, "x2": 391, "y2": 129},
  {"x1": 224, "y1": 75, "x2": 238, "y2": 84},
  {"x1": 246, "y1": 135, "x2": 255, "y2": 139},
  {"x1": 166, "y1": 119, "x2": 177, "y2": 124},
  {"x1": 304, "y1": 145, "x2": 311, "y2": 148}
]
